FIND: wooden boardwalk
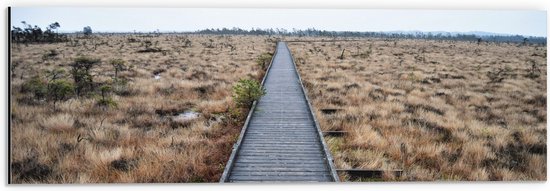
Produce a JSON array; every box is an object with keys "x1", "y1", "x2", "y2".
[{"x1": 220, "y1": 42, "x2": 339, "y2": 182}]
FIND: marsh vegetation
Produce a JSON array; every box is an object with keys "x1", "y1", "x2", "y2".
[
  {"x1": 10, "y1": 34, "x2": 274, "y2": 183},
  {"x1": 289, "y1": 38, "x2": 546, "y2": 181}
]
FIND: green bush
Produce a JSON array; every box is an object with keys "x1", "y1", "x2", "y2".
[
  {"x1": 21, "y1": 73, "x2": 77, "y2": 105},
  {"x1": 97, "y1": 97, "x2": 117, "y2": 108},
  {"x1": 48, "y1": 80, "x2": 74, "y2": 106},
  {"x1": 256, "y1": 52, "x2": 273, "y2": 69},
  {"x1": 21, "y1": 75, "x2": 48, "y2": 100},
  {"x1": 71, "y1": 56, "x2": 101, "y2": 96},
  {"x1": 232, "y1": 79, "x2": 266, "y2": 108}
]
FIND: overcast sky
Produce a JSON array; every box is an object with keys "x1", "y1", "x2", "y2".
[{"x1": 10, "y1": 7, "x2": 547, "y2": 37}]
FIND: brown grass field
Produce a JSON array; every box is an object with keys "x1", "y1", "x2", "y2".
[
  {"x1": 10, "y1": 34, "x2": 274, "y2": 183},
  {"x1": 288, "y1": 38, "x2": 547, "y2": 181},
  {"x1": 9, "y1": 34, "x2": 547, "y2": 183}
]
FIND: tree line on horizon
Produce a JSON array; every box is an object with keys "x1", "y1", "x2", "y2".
[
  {"x1": 195, "y1": 27, "x2": 547, "y2": 45},
  {"x1": 10, "y1": 21, "x2": 546, "y2": 45},
  {"x1": 11, "y1": 21, "x2": 69, "y2": 43},
  {"x1": 11, "y1": 21, "x2": 95, "y2": 44}
]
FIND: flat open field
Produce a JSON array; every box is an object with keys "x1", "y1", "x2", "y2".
[
  {"x1": 289, "y1": 39, "x2": 547, "y2": 181},
  {"x1": 10, "y1": 34, "x2": 274, "y2": 183}
]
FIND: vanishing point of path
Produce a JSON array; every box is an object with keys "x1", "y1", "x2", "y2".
[{"x1": 220, "y1": 42, "x2": 339, "y2": 182}]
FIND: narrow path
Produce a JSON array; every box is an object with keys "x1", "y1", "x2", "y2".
[{"x1": 220, "y1": 42, "x2": 338, "y2": 182}]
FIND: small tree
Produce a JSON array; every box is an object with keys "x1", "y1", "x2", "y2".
[
  {"x1": 183, "y1": 38, "x2": 192, "y2": 48},
  {"x1": 109, "y1": 58, "x2": 126, "y2": 80},
  {"x1": 143, "y1": 40, "x2": 153, "y2": 49},
  {"x1": 83, "y1": 26, "x2": 92, "y2": 36},
  {"x1": 526, "y1": 60, "x2": 541, "y2": 79},
  {"x1": 45, "y1": 22, "x2": 61, "y2": 42},
  {"x1": 99, "y1": 85, "x2": 112, "y2": 100},
  {"x1": 48, "y1": 22, "x2": 60, "y2": 31},
  {"x1": 97, "y1": 85, "x2": 117, "y2": 108},
  {"x1": 71, "y1": 56, "x2": 101, "y2": 96},
  {"x1": 48, "y1": 80, "x2": 74, "y2": 108},
  {"x1": 523, "y1": 38, "x2": 529, "y2": 46},
  {"x1": 232, "y1": 79, "x2": 266, "y2": 108},
  {"x1": 31, "y1": 25, "x2": 43, "y2": 42}
]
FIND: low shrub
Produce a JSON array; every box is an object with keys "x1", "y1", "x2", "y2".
[
  {"x1": 21, "y1": 75, "x2": 48, "y2": 100},
  {"x1": 47, "y1": 79, "x2": 74, "y2": 107},
  {"x1": 256, "y1": 52, "x2": 273, "y2": 69},
  {"x1": 232, "y1": 79, "x2": 266, "y2": 108}
]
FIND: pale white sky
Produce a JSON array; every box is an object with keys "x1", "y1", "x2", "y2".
[{"x1": 10, "y1": 8, "x2": 547, "y2": 37}]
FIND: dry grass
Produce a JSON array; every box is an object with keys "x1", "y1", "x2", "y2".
[
  {"x1": 289, "y1": 38, "x2": 547, "y2": 181},
  {"x1": 10, "y1": 34, "x2": 274, "y2": 183}
]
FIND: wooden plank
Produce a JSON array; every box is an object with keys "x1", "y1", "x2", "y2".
[
  {"x1": 233, "y1": 163, "x2": 327, "y2": 168},
  {"x1": 232, "y1": 167, "x2": 328, "y2": 172},
  {"x1": 320, "y1": 108, "x2": 341, "y2": 115},
  {"x1": 238, "y1": 153, "x2": 325, "y2": 158},
  {"x1": 233, "y1": 160, "x2": 326, "y2": 165},
  {"x1": 229, "y1": 175, "x2": 333, "y2": 182},
  {"x1": 237, "y1": 156, "x2": 325, "y2": 160},
  {"x1": 231, "y1": 171, "x2": 332, "y2": 176},
  {"x1": 323, "y1": 131, "x2": 348, "y2": 137},
  {"x1": 239, "y1": 139, "x2": 320, "y2": 143},
  {"x1": 238, "y1": 148, "x2": 323, "y2": 152},
  {"x1": 236, "y1": 150, "x2": 325, "y2": 154}
]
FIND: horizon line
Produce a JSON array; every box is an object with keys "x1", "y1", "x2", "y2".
[{"x1": 47, "y1": 29, "x2": 546, "y2": 38}]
